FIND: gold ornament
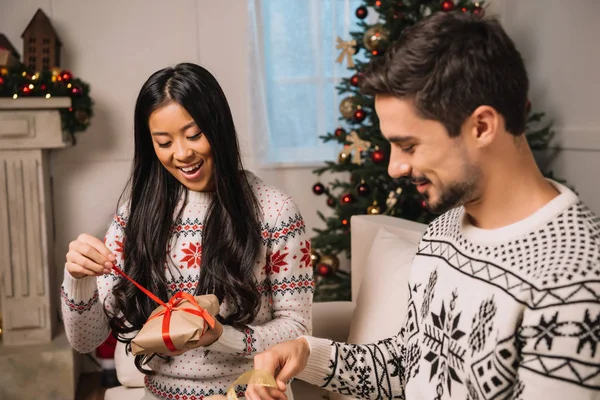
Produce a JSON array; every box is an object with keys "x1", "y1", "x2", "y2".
[
  {"x1": 367, "y1": 201, "x2": 381, "y2": 215},
  {"x1": 339, "y1": 96, "x2": 356, "y2": 119},
  {"x1": 335, "y1": 36, "x2": 358, "y2": 68},
  {"x1": 339, "y1": 131, "x2": 371, "y2": 165},
  {"x1": 310, "y1": 249, "x2": 321, "y2": 266},
  {"x1": 363, "y1": 25, "x2": 390, "y2": 51},
  {"x1": 319, "y1": 254, "x2": 340, "y2": 274},
  {"x1": 0, "y1": 67, "x2": 8, "y2": 76},
  {"x1": 338, "y1": 151, "x2": 350, "y2": 164}
]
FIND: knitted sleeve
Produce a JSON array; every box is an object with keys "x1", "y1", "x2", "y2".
[
  {"x1": 297, "y1": 333, "x2": 406, "y2": 399},
  {"x1": 207, "y1": 196, "x2": 314, "y2": 356},
  {"x1": 60, "y1": 207, "x2": 126, "y2": 353}
]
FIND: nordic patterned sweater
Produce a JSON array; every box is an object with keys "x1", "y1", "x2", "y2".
[
  {"x1": 61, "y1": 172, "x2": 314, "y2": 399},
  {"x1": 298, "y1": 181, "x2": 600, "y2": 399}
]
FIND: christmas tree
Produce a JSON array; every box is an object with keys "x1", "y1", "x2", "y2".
[{"x1": 310, "y1": 0, "x2": 556, "y2": 302}]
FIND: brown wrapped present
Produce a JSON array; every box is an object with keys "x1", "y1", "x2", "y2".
[{"x1": 130, "y1": 292, "x2": 220, "y2": 355}]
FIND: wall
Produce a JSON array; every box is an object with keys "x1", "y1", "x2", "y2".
[{"x1": 1, "y1": 0, "x2": 598, "y2": 296}]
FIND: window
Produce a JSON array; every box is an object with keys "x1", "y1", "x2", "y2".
[{"x1": 258, "y1": 0, "x2": 366, "y2": 165}]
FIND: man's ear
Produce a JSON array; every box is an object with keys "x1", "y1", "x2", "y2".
[{"x1": 468, "y1": 105, "x2": 501, "y2": 149}]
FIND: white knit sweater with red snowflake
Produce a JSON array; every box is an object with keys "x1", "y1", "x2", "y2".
[{"x1": 61, "y1": 172, "x2": 314, "y2": 399}]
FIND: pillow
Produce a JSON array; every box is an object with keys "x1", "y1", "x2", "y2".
[
  {"x1": 114, "y1": 340, "x2": 146, "y2": 387},
  {"x1": 347, "y1": 227, "x2": 419, "y2": 344}
]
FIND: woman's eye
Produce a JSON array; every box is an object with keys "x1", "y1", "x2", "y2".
[
  {"x1": 187, "y1": 132, "x2": 203, "y2": 141},
  {"x1": 157, "y1": 141, "x2": 172, "y2": 148}
]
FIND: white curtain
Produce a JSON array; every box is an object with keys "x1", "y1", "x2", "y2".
[{"x1": 247, "y1": 0, "x2": 369, "y2": 167}]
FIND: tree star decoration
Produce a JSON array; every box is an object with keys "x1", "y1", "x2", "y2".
[
  {"x1": 335, "y1": 37, "x2": 357, "y2": 68},
  {"x1": 340, "y1": 131, "x2": 371, "y2": 165}
]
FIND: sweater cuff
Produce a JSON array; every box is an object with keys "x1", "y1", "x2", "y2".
[
  {"x1": 296, "y1": 336, "x2": 334, "y2": 386},
  {"x1": 206, "y1": 325, "x2": 245, "y2": 354},
  {"x1": 61, "y1": 268, "x2": 98, "y2": 302}
]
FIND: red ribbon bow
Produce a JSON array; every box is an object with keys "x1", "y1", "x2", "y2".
[{"x1": 112, "y1": 264, "x2": 216, "y2": 353}]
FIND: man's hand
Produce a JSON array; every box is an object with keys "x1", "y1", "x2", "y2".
[{"x1": 245, "y1": 338, "x2": 310, "y2": 400}]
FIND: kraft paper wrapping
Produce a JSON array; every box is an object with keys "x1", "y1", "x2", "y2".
[{"x1": 130, "y1": 294, "x2": 220, "y2": 355}]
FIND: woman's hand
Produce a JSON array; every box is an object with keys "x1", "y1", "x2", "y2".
[
  {"x1": 65, "y1": 233, "x2": 116, "y2": 279},
  {"x1": 200, "y1": 318, "x2": 224, "y2": 346}
]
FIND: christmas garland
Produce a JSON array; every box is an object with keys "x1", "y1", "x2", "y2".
[{"x1": 0, "y1": 65, "x2": 93, "y2": 143}]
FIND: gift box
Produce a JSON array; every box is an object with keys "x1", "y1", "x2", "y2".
[
  {"x1": 130, "y1": 292, "x2": 220, "y2": 355},
  {"x1": 110, "y1": 265, "x2": 220, "y2": 356}
]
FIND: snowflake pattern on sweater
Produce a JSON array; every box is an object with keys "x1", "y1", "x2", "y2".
[
  {"x1": 299, "y1": 181, "x2": 600, "y2": 399},
  {"x1": 61, "y1": 172, "x2": 314, "y2": 399}
]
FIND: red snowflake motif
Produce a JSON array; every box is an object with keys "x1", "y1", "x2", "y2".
[
  {"x1": 299, "y1": 241, "x2": 311, "y2": 268},
  {"x1": 264, "y1": 250, "x2": 288, "y2": 275},
  {"x1": 114, "y1": 239, "x2": 125, "y2": 255},
  {"x1": 180, "y1": 242, "x2": 202, "y2": 269}
]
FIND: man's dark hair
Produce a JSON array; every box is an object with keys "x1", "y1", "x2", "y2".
[{"x1": 361, "y1": 11, "x2": 529, "y2": 137}]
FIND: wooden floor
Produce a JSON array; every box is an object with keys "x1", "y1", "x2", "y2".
[{"x1": 76, "y1": 373, "x2": 107, "y2": 400}]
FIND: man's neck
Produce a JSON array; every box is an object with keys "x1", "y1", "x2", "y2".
[{"x1": 464, "y1": 151, "x2": 560, "y2": 230}]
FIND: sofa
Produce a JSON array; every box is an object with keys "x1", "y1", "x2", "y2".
[{"x1": 104, "y1": 214, "x2": 426, "y2": 399}]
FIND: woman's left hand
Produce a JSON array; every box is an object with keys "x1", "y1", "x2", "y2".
[{"x1": 200, "y1": 318, "x2": 223, "y2": 346}]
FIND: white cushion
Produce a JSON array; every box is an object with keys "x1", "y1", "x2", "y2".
[
  {"x1": 114, "y1": 340, "x2": 146, "y2": 387},
  {"x1": 104, "y1": 385, "x2": 145, "y2": 400},
  {"x1": 347, "y1": 227, "x2": 419, "y2": 343}
]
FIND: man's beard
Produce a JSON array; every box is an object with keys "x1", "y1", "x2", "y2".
[{"x1": 422, "y1": 180, "x2": 477, "y2": 214}]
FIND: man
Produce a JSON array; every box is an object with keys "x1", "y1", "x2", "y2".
[{"x1": 246, "y1": 11, "x2": 600, "y2": 400}]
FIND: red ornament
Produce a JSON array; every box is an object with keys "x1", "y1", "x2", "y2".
[
  {"x1": 461, "y1": 7, "x2": 468, "y2": 12},
  {"x1": 71, "y1": 87, "x2": 81, "y2": 96},
  {"x1": 441, "y1": 1, "x2": 454, "y2": 12},
  {"x1": 68, "y1": 107, "x2": 73, "y2": 112},
  {"x1": 327, "y1": 198, "x2": 335, "y2": 207},
  {"x1": 341, "y1": 193, "x2": 353, "y2": 204},
  {"x1": 473, "y1": 6, "x2": 484, "y2": 16},
  {"x1": 357, "y1": 182, "x2": 370, "y2": 197},
  {"x1": 526, "y1": 100, "x2": 531, "y2": 113},
  {"x1": 371, "y1": 149, "x2": 385, "y2": 164},
  {"x1": 316, "y1": 263, "x2": 332, "y2": 277},
  {"x1": 421, "y1": 200, "x2": 428, "y2": 209},
  {"x1": 342, "y1": 219, "x2": 349, "y2": 226},
  {"x1": 0, "y1": 76, "x2": 4, "y2": 85},
  {"x1": 375, "y1": 0, "x2": 382, "y2": 7},
  {"x1": 353, "y1": 109, "x2": 367, "y2": 123},
  {"x1": 350, "y1": 74, "x2": 360, "y2": 87},
  {"x1": 372, "y1": 50, "x2": 379, "y2": 56},
  {"x1": 334, "y1": 127, "x2": 346, "y2": 138},
  {"x1": 355, "y1": 6, "x2": 368, "y2": 19},
  {"x1": 60, "y1": 70, "x2": 73, "y2": 82},
  {"x1": 21, "y1": 85, "x2": 31, "y2": 95},
  {"x1": 312, "y1": 183, "x2": 325, "y2": 195},
  {"x1": 40, "y1": 84, "x2": 47, "y2": 90}
]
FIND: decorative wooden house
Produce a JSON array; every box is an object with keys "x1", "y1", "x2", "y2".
[
  {"x1": 21, "y1": 9, "x2": 62, "y2": 71},
  {"x1": 0, "y1": 34, "x2": 19, "y2": 68}
]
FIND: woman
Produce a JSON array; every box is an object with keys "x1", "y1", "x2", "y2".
[{"x1": 61, "y1": 63, "x2": 313, "y2": 399}]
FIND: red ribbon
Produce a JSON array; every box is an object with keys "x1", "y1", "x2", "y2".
[{"x1": 112, "y1": 264, "x2": 216, "y2": 353}]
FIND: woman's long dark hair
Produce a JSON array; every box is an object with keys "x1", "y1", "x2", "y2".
[{"x1": 106, "y1": 63, "x2": 262, "y2": 369}]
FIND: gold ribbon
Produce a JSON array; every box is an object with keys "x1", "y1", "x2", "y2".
[
  {"x1": 226, "y1": 369, "x2": 278, "y2": 400},
  {"x1": 336, "y1": 36, "x2": 357, "y2": 68}
]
